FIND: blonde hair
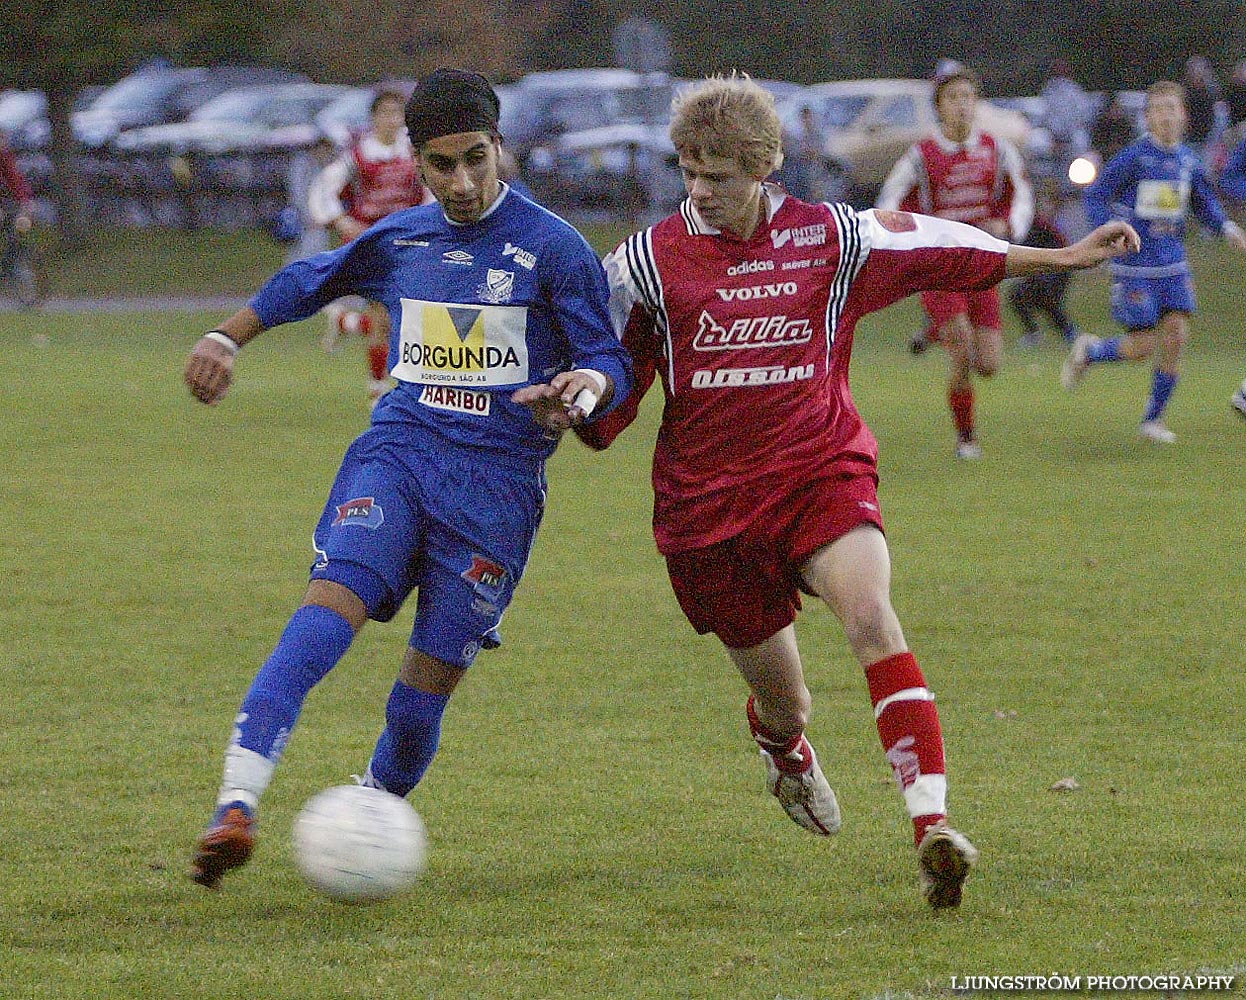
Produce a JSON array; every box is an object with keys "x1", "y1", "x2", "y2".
[
  {"x1": 669, "y1": 73, "x2": 784, "y2": 177},
  {"x1": 1146, "y1": 80, "x2": 1186, "y2": 108}
]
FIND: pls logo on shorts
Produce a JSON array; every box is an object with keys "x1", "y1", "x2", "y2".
[
  {"x1": 461, "y1": 553, "x2": 507, "y2": 601},
  {"x1": 332, "y1": 497, "x2": 385, "y2": 529}
]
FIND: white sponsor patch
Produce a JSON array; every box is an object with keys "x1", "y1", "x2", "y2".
[
  {"x1": 1134, "y1": 179, "x2": 1189, "y2": 220},
  {"x1": 503, "y1": 242, "x2": 537, "y2": 269},
  {"x1": 392, "y1": 297, "x2": 529, "y2": 387},
  {"x1": 771, "y1": 223, "x2": 827, "y2": 249},
  {"x1": 418, "y1": 384, "x2": 492, "y2": 415}
]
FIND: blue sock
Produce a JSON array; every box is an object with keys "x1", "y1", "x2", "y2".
[
  {"x1": 368, "y1": 681, "x2": 450, "y2": 797},
  {"x1": 1087, "y1": 337, "x2": 1122, "y2": 363},
  {"x1": 1143, "y1": 370, "x2": 1178, "y2": 423},
  {"x1": 235, "y1": 605, "x2": 355, "y2": 761}
]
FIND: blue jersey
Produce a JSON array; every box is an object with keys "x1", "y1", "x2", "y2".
[
  {"x1": 1219, "y1": 138, "x2": 1246, "y2": 203},
  {"x1": 1085, "y1": 135, "x2": 1231, "y2": 279},
  {"x1": 250, "y1": 184, "x2": 632, "y2": 466}
]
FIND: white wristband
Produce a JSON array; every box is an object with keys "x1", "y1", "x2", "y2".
[
  {"x1": 572, "y1": 368, "x2": 608, "y2": 397},
  {"x1": 204, "y1": 330, "x2": 240, "y2": 356}
]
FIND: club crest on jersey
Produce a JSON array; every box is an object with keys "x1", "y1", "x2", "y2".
[
  {"x1": 477, "y1": 268, "x2": 515, "y2": 304},
  {"x1": 875, "y1": 210, "x2": 918, "y2": 233},
  {"x1": 332, "y1": 497, "x2": 384, "y2": 529},
  {"x1": 771, "y1": 223, "x2": 827, "y2": 249},
  {"x1": 461, "y1": 554, "x2": 507, "y2": 601}
]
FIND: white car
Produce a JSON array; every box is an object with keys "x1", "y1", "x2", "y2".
[{"x1": 778, "y1": 79, "x2": 1032, "y2": 202}]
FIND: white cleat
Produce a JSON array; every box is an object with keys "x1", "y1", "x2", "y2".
[
  {"x1": 1138, "y1": 419, "x2": 1176, "y2": 444},
  {"x1": 1231, "y1": 389, "x2": 1246, "y2": 420},
  {"x1": 917, "y1": 823, "x2": 979, "y2": 910},
  {"x1": 761, "y1": 740, "x2": 842, "y2": 836},
  {"x1": 954, "y1": 439, "x2": 983, "y2": 460},
  {"x1": 1061, "y1": 333, "x2": 1099, "y2": 391}
]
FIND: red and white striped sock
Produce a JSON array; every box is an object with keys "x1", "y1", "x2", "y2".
[{"x1": 866, "y1": 652, "x2": 947, "y2": 846}]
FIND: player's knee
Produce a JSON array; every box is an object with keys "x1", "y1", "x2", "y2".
[{"x1": 838, "y1": 592, "x2": 901, "y2": 654}]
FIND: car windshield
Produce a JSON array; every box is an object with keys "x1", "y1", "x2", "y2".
[
  {"x1": 814, "y1": 95, "x2": 871, "y2": 130},
  {"x1": 89, "y1": 74, "x2": 187, "y2": 113},
  {"x1": 0, "y1": 91, "x2": 45, "y2": 127},
  {"x1": 189, "y1": 90, "x2": 278, "y2": 122}
]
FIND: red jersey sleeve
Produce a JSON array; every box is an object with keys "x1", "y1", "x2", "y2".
[
  {"x1": 846, "y1": 209, "x2": 1009, "y2": 317},
  {"x1": 575, "y1": 301, "x2": 657, "y2": 450}
]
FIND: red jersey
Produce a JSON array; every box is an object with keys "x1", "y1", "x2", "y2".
[
  {"x1": 0, "y1": 144, "x2": 34, "y2": 206},
  {"x1": 877, "y1": 130, "x2": 1033, "y2": 242},
  {"x1": 308, "y1": 133, "x2": 428, "y2": 231},
  {"x1": 348, "y1": 135, "x2": 424, "y2": 224},
  {"x1": 581, "y1": 188, "x2": 1008, "y2": 555}
]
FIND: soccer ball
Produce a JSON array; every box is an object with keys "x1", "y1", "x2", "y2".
[{"x1": 292, "y1": 784, "x2": 427, "y2": 902}]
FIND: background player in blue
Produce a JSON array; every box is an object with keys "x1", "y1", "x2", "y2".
[
  {"x1": 1217, "y1": 132, "x2": 1246, "y2": 420},
  {"x1": 1061, "y1": 80, "x2": 1246, "y2": 443},
  {"x1": 183, "y1": 69, "x2": 633, "y2": 889}
]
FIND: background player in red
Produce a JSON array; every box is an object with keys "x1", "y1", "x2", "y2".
[
  {"x1": 310, "y1": 86, "x2": 434, "y2": 406},
  {"x1": 576, "y1": 74, "x2": 1137, "y2": 909},
  {"x1": 877, "y1": 63, "x2": 1034, "y2": 458}
]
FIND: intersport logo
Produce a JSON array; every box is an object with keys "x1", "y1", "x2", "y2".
[
  {"x1": 693, "y1": 310, "x2": 814, "y2": 350},
  {"x1": 715, "y1": 281, "x2": 798, "y2": 302},
  {"x1": 771, "y1": 223, "x2": 827, "y2": 249}
]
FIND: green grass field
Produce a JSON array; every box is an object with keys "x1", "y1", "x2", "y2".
[{"x1": 2, "y1": 243, "x2": 1244, "y2": 999}]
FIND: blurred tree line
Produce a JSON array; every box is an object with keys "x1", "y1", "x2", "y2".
[{"x1": 4, "y1": 0, "x2": 1246, "y2": 233}]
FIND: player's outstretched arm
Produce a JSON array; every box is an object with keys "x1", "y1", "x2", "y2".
[
  {"x1": 184, "y1": 306, "x2": 265, "y2": 406},
  {"x1": 1004, "y1": 221, "x2": 1140, "y2": 277}
]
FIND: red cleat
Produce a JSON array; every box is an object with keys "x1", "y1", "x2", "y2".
[{"x1": 191, "y1": 804, "x2": 255, "y2": 890}]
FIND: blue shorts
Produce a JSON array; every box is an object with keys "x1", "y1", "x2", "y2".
[
  {"x1": 1109, "y1": 273, "x2": 1196, "y2": 331},
  {"x1": 310, "y1": 424, "x2": 547, "y2": 668}
]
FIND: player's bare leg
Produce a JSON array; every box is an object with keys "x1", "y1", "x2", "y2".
[
  {"x1": 803, "y1": 526, "x2": 977, "y2": 907},
  {"x1": 942, "y1": 316, "x2": 981, "y2": 458},
  {"x1": 728, "y1": 629, "x2": 841, "y2": 835}
]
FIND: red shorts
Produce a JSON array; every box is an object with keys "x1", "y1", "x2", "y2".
[
  {"x1": 921, "y1": 286, "x2": 1002, "y2": 332},
  {"x1": 664, "y1": 470, "x2": 883, "y2": 649}
]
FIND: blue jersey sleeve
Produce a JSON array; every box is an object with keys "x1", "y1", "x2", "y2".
[
  {"x1": 538, "y1": 232, "x2": 634, "y2": 419},
  {"x1": 250, "y1": 230, "x2": 389, "y2": 328},
  {"x1": 1084, "y1": 145, "x2": 1134, "y2": 228},
  {"x1": 1221, "y1": 139, "x2": 1246, "y2": 203},
  {"x1": 1190, "y1": 160, "x2": 1231, "y2": 234}
]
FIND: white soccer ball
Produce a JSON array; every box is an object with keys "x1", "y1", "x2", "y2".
[{"x1": 292, "y1": 784, "x2": 427, "y2": 902}]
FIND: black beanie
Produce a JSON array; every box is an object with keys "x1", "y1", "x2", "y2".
[{"x1": 405, "y1": 69, "x2": 501, "y2": 147}]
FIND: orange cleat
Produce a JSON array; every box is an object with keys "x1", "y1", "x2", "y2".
[{"x1": 191, "y1": 803, "x2": 256, "y2": 890}]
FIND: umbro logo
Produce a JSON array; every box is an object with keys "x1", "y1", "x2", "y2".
[{"x1": 443, "y1": 249, "x2": 475, "y2": 265}]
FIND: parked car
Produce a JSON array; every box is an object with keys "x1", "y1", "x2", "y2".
[
  {"x1": 777, "y1": 79, "x2": 1032, "y2": 204},
  {"x1": 112, "y1": 82, "x2": 353, "y2": 156},
  {"x1": 73, "y1": 63, "x2": 308, "y2": 148},
  {"x1": 315, "y1": 81, "x2": 418, "y2": 148},
  {"x1": 0, "y1": 90, "x2": 49, "y2": 150},
  {"x1": 508, "y1": 68, "x2": 671, "y2": 156}
]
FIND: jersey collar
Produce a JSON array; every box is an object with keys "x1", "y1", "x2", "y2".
[
  {"x1": 683, "y1": 182, "x2": 787, "y2": 236},
  {"x1": 932, "y1": 127, "x2": 982, "y2": 152},
  {"x1": 444, "y1": 181, "x2": 511, "y2": 227}
]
